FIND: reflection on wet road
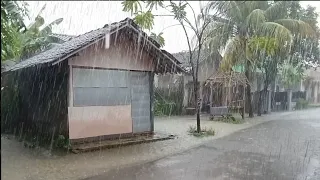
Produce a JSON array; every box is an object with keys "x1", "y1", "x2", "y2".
[{"x1": 85, "y1": 108, "x2": 320, "y2": 180}]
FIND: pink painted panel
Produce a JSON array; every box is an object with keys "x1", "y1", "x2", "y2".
[
  {"x1": 68, "y1": 39, "x2": 154, "y2": 71},
  {"x1": 68, "y1": 105, "x2": 132, "y2": 139}
]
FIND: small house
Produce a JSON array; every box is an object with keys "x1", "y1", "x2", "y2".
[
  {"x1": 154, "y1": 49, "x2": 222, "y2": 114},
  {"x1": 2, "y1": 18, "x2": 183, "y2": 144}
]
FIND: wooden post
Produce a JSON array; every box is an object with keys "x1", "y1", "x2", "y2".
[
  {"x1": 150, "y1": 72, "x2": 154, "y2": 132},
  {"x1": 209, "y1": 82, "x2": 213, "y2": 107},
  {"x1": 242, "y1": 86, "x2": 246, "y2": 119},
  {"x1": 50, "y1": 126, "x2": 56, "y2": 154},
  {"x1": 209, "y1": 82, "x2": 213, "y2": 119},
  {"x1": 19, "y1": 122, "x2": 24, "y2": 140}
]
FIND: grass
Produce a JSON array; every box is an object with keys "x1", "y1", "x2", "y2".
[
  {"x1": 188, "y1": 125, "x2": 215, "y2": 137},
  {"x1": 209, "y1": 115, "x2": 244, "y2": 124},
  {"x1": 307, "y1": 104, "x2": 320, "y2": 108}
]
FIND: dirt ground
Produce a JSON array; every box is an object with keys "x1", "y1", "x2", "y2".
[{"x1": 1, "y1": 114, "x2": 272, "y2": 180}]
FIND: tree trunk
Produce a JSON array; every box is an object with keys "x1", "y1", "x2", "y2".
[
  {"x1": 262, "y1": 84, "x2": 269, "y2": 114},
  {"x1": 194, "y1": 81, "x2": 201, "y2": 133},
  {"x1": 258, "y1": 84, "x2": 269, "y2": 115},
  {"x1": 257, "y1": 90, "x2": 263, "y2": 116},
  {"x1": 287, "y1": 89, "x2": 292, "y2": 111},
  {"x1": 245, "y1": 69, "x2": 254, "y2": 118},
  {"x1": 242, "y1": 35, "x2": 253, "y2": 118}
]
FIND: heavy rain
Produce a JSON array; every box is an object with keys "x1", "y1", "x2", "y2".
[{"x1": 1, "y1": 1, "x2": 320, "y2": 180}]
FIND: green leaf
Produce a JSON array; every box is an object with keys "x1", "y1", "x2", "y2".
[
  {"x1": 206, "y1": 1, "x2": 243, "y2": 24},
  {"x1": 150, "y1": 32, "x2": 165, "y2": 47},
  {"x1": 170, "y1": 2, "x2": 187, "y2": 21},
  {"x1": 258, "y1": 22, "x2": 292, "y2": 44},
  {"x1": 121, "y1": 0, "x2": 142, "y2": 15},
  {"x1": 40, "y1": 18, "x2": 63, "y2": 36},
  {"x1": 220, "y1": 36, "x2": 245, "y2": 71},
  {"x1": 264, "y1": 1, "x2": 289, "y2": 21},
  {"x1": 274, "y1": 19, "x2": 315, "y2": 38},
  {"x1": 245, "y1": 9, "x2": 266, "y2": 31},
  {"x1": 145, "y1": 0, "x2": 164, "y2": 11},
  {"x1": 133, "y1": 11, "x2": 154, "y2": 30}
]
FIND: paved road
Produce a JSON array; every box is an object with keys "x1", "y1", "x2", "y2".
[{"x1": 84, "y1": 108, "x2": 320, "y2": 180}]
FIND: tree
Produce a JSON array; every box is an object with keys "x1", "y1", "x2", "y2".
[
  {"x1": 1, "y1": 0, "x2": 28, "y2": 61},
  {"x1": 18, "y1": 4, "x2": 63, "y2": 60},
  {"x1": 280, "y1": 61, "x2": 305, "y2": 89},
  {"x1": 150, "y1": 32, "x2": 165, "y2": 47},
  {"x1": 203, "y1": 1, "x2": 314, "y2": 117},
  {"x1": 122, "y1": 0, "x2": 215, "y2": 133},
  {"x1": 279, "y1": 60, "x2": 305, "y2": 111},
  {"x1": 121, "y1": 0, "x2": 164, "y2": 46},
  {"x1": 1, "y1": 3, "x2": 63, "y2": 62},
  {"x1": 248, "y1": 36, "x2": 285, "y2": 115},
  {"x1": 291, "y1": 4, "x2": 320, "y2": 66}
]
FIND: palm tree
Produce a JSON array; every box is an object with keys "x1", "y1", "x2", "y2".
[{"x1": 203, "y1": 1, "x2": 314, "y2": 117}]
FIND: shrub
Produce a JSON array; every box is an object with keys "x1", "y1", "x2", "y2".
[
  {"x1": 211, "y1": 115, "x2": 243, "y2": 124},
  {"x1": 295, "y1": 98, "x2": 308, "y2": 110},
  {"x1": 55, "y1": 135, "x2": 70, "y2": 149},
  {"x1": 188, "y1": 125, "x2": 215, "y2": 137},
  {"x1": 154, "y1": 86, "x2": 183, "y2": 116}
]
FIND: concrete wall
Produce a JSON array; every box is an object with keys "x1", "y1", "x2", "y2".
[
  {"x1": 68, "y1": 106, "x2": 132, "y2": 139},
  {"x1": 68, "y1": 39, "x2": 154, "y2": 71}
]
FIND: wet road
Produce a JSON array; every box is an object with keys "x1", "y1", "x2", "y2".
[{"x1": 84, "y1": 108, "x2": 320, "y2": 180}]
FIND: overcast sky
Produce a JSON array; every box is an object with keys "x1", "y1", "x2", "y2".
[{"x1": 25, "y1": 1, "x2": 320, "y2": 54}]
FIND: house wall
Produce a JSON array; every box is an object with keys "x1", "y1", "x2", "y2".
[
  {"x1": 68, "y1": 39, "x2": 154, "y2": 71},
  {"x1": 10, "y1": 63, "x2": 69, "y2": 143},
  {"x1": 68, "y1": 36, "x2": 154, "y2": 140},
  {"x1": 303, "y1": 68, "x2": 320, "y2": 103},
  {"x1": 68, "y1": 106, "x2": 132, "y2": 139}
]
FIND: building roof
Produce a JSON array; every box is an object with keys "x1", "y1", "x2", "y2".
[
  {"x1": 305, "y1": 67, "x2": 320, "y2": 81},
  {"x1": 3, "y1": 18, "x2": 184, "y2": 74},
  {"x1": 172, "y1": 49, "x2": 221, "y2": 68},
  {"x1": 50, "y1": 33, "x2": 76, "y2": 42},
  {"x1": 1, "y1": 60, "x2": 16, "y2": 73},
  {"x1": 206, "y1": 71, "x2": 249, "y2": 86}
]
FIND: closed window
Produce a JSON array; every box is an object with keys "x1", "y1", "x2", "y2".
[{"x1": 72, "y1": 68, "x2": 130, "y2": 106}]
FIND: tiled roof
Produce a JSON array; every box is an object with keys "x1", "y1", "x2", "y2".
[
  {"x1": 172, "y1": 49, "x2": 221, "y2": 68},
  {"x1": 3, "y1": 18, "x2": 183, "y2": 74},
  {"x1": 50, "y1": 33, "x2": 76, "y2": 42}
]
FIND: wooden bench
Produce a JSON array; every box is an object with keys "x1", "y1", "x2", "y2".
[
  {"x1": 210, "y1": 106, "x2": 231, "y2": 118},
  {"x1": 185, "y1": 107, "x2": 196, "y2": 115},
  {"x1": 210, "y1": 106, "x2": 245, "y2": 119}
]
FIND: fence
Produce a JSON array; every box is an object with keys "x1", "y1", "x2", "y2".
[
  {"x1": 271, "y1": 92, "x2": 287, "y2": 111},
  {"x1": 292, "y1": 91, "x2": 306, "y2": 102},
  {"x1": 250, "y1": 90, "x2": 270, "y2": 114}
]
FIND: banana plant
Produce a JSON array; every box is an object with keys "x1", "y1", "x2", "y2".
[
  {"x1": 19, "y1": 4, "x2": 63, "y2": 60},
  {"x1": 1, "y1": 0, "x2": 28, "y2": 61}
]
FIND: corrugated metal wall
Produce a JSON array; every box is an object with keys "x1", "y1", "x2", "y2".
[
  {"x1": 131, "y1": 71, "x2": 151, "y2": 133},
  {"x1": 73, "y1": 68, "x2": 131, "y2": 106}
]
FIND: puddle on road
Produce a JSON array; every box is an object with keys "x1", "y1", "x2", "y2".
[
  {"x1": 297, "y1": 158, "x2": 320, "y2": 180},
  {"x1": 302, "y1": 122, "x2": 320, "y2": 129},
  {"x1": 154, "y1": 157, "x2": 186, "y2": 168}
]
